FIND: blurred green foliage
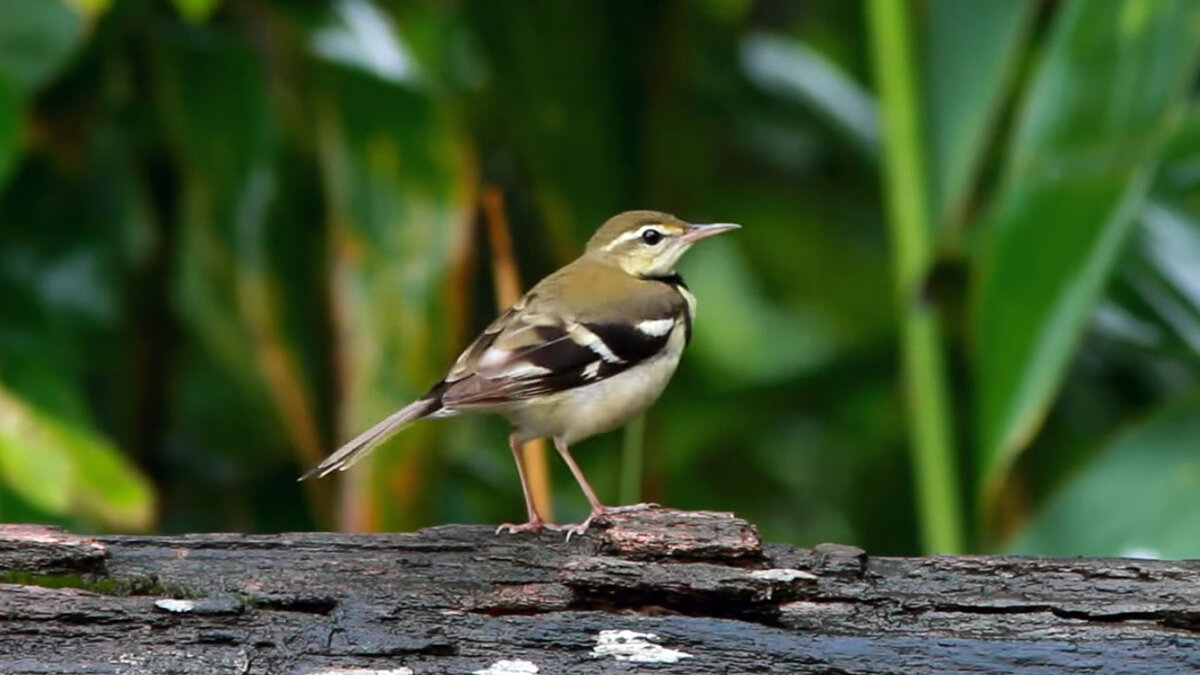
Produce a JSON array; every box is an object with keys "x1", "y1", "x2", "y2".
[{"x1": 2, "y1": 0, "x2": 1200, "y2": 558}]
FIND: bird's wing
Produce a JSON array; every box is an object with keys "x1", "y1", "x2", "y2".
[{"x1": 438, "y1": 299, "x2": 684, "y2": 408}]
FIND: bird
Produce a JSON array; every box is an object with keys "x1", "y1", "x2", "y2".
[{"x1": 301, "y1": 210, "x2": 740, "y2": 536}]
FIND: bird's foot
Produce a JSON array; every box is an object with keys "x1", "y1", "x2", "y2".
[
  {"x1": 495, "y1": 518, "x2": 563, "y2": 535},
  {"x1": 562, "y1": 518, "x2": 592, "y2": 542},
  {"x1": 562, "y1": 502, "x2": 661, "y2": 541}
]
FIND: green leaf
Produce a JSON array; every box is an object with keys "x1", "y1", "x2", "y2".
[
  {"x1": 741, "y1": 31, "x2": 879, "y2": 160},
  {"x1": 0, "y1": 384, "x2": 154, "y2": 529},
  {"x1": 68, "y1": 419, "x2": 156, "y2": 530},
  {"x1": 169, "y1": 0, "x2": 220, "y2": 23},
  {"x1": 1012, "y1": 391, "x2": 1200, "y2": 558},
  {"x1": 312, "y1": 0, "x2": 421, "y2": 85},
  {"x1": 0, "y1": 385, "x2": 72, "y2": 513},
  {"x1": 0, "y1": 0, "x2": 84, "y2": 93},
  {"x1": 1105, "y1": 201, "x2": 1200, "y2": 359},
  {"x1": 923, "y1": 0, "x2": 1034, "y2": 225},
  {"x1": 1157, "y1": 103, "x2": 1200, "y2": 190},
  {"x1": 973, "y1": 0, "x2": 1200, "y2": 500},
  {"x1": 63, "y1": 0, "x2": 113, "y2": 15}
]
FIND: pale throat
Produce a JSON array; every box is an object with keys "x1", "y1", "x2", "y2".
[{"x1": 617, "y1": 245, "x2": 691, "y2": 278}]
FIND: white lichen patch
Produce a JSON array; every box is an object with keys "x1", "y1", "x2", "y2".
[
  {"x1": 780, "y1": 600, "x2": 855, "y2": 617},
  {"x1": 307, "y1": 669, "x2": 414, "y2": 675},
  {"x1": 307, "y1": 662, "x2": 415, "y2": 667},
  {"x1": 473, "y1": 659, "x2": 540, "y2": 674},
  {"x1": 592, "y1": 629, "x2": 692, "y2": 663},
  {"x1": 750, "y1": 568, "x2": 817, "y2": 582},
  {"x1": 117, "y1": 653, "x2": 144, "y2": 666},
  {"x1": 154, "y1": 598, "x2": 195, "y2": 613}
]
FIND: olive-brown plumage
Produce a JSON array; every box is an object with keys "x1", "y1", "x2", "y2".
[{"x1": 301, "y1": 210, "x2": 739, "y2": 535}]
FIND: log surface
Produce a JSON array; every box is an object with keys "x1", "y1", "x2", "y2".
[{"x1": 2, "y1": 510, "x2": 1200, "y2": 674}]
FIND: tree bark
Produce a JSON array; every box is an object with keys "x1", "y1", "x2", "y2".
[{"x1": 2, "y1": 509, "x2": 1199, "y2": 674}]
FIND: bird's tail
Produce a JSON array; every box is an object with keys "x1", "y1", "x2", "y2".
[{"x1": 299, "y1": 397, "x2": 440, "y2": 481}]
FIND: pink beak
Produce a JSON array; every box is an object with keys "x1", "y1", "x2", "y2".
[{"x1": 681, "y1": 222, "x2": 741, "y2": 243}]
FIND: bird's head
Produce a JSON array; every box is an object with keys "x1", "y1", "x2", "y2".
[{"x1": 584, "y1": 210, "x2": 740, "y2": 278}]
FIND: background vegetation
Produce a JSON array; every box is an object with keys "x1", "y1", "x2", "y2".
[{"x1": 3, "y1": 0, "x2": 1200, "y2": 557}]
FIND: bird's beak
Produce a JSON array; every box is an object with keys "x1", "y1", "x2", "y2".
[{"x1": 682, "y1": 222, "x2": 740, "y2": 243}]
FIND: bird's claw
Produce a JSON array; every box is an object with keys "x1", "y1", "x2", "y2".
[
  {"x1": 495, "y1": 519, "x2": 553, "y2": 535},
  {"x1": 495, "y1": 517, "x2": 579, "y2": 535},
  {"x1": 562, "y1": 519, "x2": 592, "y2": 542},
  {"x1": 561, "y1": 503, "x2": 661, "y2": 541},
  {"x1": 498, "y1": 503, "x2": 663, "y2": 540}
]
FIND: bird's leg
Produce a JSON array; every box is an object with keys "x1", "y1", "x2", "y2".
[
  {"x1": 496, "y1": 433, "x2": 560, "y2": 534},
  {"x1": 553, "y1": 436, "x2": 657, "y2": 540}
]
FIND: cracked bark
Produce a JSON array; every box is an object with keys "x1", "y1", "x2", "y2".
[{"x1": 2, "y1": 509, "x2": 1200, "y2": 674}]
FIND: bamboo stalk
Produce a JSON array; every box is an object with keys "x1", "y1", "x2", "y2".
[
  {"x1": 481, "y1": 189, "x2": 554, "y2": 521},
  {"x1": 867, "y1": 0, "x2": 965, "y2": 553}
]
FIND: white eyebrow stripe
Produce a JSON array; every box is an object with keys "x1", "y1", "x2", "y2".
[
  {"x1": 602, "y1": 224, "x2": 664, "y2": 250},
  {"x1": 566, "y1": 323, "x2": 624, "y2": 363},
  {"x1": 635, "y1": 318, "x2": 676, "y2": 337}
]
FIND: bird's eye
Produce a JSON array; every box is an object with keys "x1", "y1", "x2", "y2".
[{"x1": 641, "y1": 229, "x2": 663, "y2": 245}]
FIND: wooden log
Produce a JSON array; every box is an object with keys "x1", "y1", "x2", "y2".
[{"x1": 2, "y1": 509, "x2": 1199, "y2": 673}]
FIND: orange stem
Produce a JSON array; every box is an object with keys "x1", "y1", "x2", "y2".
[{"x1": 481, "y1": 188, "x2": 554, "y2": 522}]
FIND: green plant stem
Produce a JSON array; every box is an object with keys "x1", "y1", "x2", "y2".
[
  {"x1": 619, "y1": 413, "x2": 646, "y2": 505},
  {"x1": 867, "y1": 0, "x2": 965, "y2": 553}
]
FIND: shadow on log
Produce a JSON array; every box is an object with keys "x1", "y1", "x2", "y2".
[{"x1": 3, "y1": 508, "x2": 1200, "y2": 673}]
